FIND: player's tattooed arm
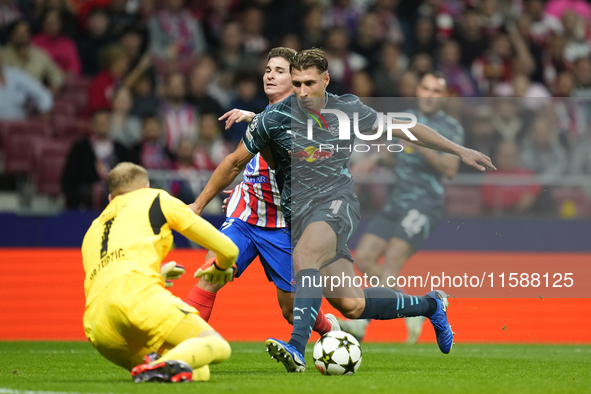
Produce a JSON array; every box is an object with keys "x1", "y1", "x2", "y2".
[{"x1": 190, "y1": 141, "x2": 254, "y2": 215}]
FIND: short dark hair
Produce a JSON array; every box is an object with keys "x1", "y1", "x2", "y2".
[
  {"x1": 267, "y1": 47, "x2": 297, "y2": 63},
  {"x1": 290, "y1": 49, "x2": 329, "y2": 74},
  {"x1": 420, "y1": 70, "x2": 448, "y2": 89}
]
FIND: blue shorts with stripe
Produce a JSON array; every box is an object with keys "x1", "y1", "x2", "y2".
[{"x1": 219, "y1": 218, "x2": 294, "y2": 292}]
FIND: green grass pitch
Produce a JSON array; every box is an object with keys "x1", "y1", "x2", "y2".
[{"x1": 1, "y1": 342, "x2": 590, "y2": 394}]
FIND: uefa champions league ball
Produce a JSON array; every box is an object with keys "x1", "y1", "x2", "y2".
[{"x1": 313, "y1": 330, "x2": 362, "y2": 375}]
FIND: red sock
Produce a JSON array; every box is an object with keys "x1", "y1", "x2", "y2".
[
  {"x1": 312, "y1": 308, "x2": 332, "y2": 335},
  {"x1": 186, "y1": 285, "x2": 217, "y2": 321}
]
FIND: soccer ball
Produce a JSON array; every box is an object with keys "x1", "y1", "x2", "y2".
[{"x1": 313, "y1": 330, "x2": 362, "y2": 375}]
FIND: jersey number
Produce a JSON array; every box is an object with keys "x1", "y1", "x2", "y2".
[
  {"x1": 401, "y1": 209, "x2": 427, "y2": 238},
  {"x1": 329, "y1": 200, "x2": 343, "y2": 215},
  {"x1": 100, "y1": 217, "x2": 116, "y2": 259}
]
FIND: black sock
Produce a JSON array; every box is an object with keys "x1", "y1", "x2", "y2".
[
  {"x1": 288, "y1": 268, "x2": 323, "y2": 356},
  {"x1": 358, "y1": 287, "x2": 437, "y2": 320}
]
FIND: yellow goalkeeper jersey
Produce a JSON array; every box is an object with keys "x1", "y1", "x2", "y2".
[{"x1": 82, "y1": 188, "x2": 238, "y2": 307}]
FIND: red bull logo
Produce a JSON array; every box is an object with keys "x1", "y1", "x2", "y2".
[{"x1": 293, "y1": 146, "x2": 334, "y2": 162}]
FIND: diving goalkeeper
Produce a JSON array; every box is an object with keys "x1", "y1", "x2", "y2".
[{"x1": 82, "y1": 162, "x2": 238, "y2": 383}]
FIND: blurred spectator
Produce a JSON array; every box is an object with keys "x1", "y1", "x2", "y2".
[
  {"x1": 561, "y1": 10, "x2": 591, "y2": 63},
  {"x1": 479, "y1": 0, "x2": 505, "y2": 38},
  {"x1": 569, "y1": 127, "x2": 591, "y2": 174},
  {"x1": 278, "y1": 33, "x2": 302, "y2": 52},
  {"x1": 481, "y1": 141, "x2": 542, "y2": 214},
  {"x1": 552, "y1": 72, "x2": 588, "y2": 144},
  {"x1": 61, "y1": 109, "x2": 128, "y2": 210},
  {"x1": 148, "y1": 0, "x2": 206, "y2": 67},
  {"x1": 161, "y1": 72, "x2": 198, "y2": 153},
  {"x1": 397, "y1": 70, "x2": 419, "y2": 98},
  {"x1": 437, "y1": 40, "x2": 479, "y2": 97},
  {"x1": 542, "y1": 34, "x2": 571, "y2": 88},
  {"x1": 241, "y1": 7, "x2": 269, "y2": 56},
  {"x1": 118, "y1": 24, "x2": 147, "y2": 70},
  {"x1": 494, "y1": 74, "x2": 551, "y2": 110},
  {"x1": 416, "y1": 0, "x2": 455, "y2": 40},
  {"x1": 373, "y1": 42, "x2": 408, "y2": 97},
  {"x1": 453, "y1": 7, "x2": 489, "y2": 68},
  {"x1": 108, "y1": 0, "x2": 141, "y2": 37},
  {"x1": 408, "y1": 17, "x2": 437, "y2": 58},
  {"x1": 194, "y1": 112, "x2": 230, "y2": 168},
  {"x1": 34, "y1": 0, "x2": 78, "y2": 39},
  {"x1": 2, "y1": 19, "x2": 63, "y2": 93},
  {"x1": 301, "y1": 5, "x2": 324, "y2": 49},
  {"x1": 32, "y1": 9, "x2": 81, "y2": 77},
  {"x1": 524, "y1": 0, "x2": 562, "y2": 47},
  {"x1": 214, "y1": 21, "x2": 257, "y2": 90},
  {"x1": 0, "y1": 51, "x2": 52, "y2": 119},
  {"x1": 520, "y1": 115, "x2": 568, "y2": 175},
  {"x1": 110, "y1": 86, "x2": 142, "y2": 148},
  {"x1": 351, "y1": 70, "x2": 375, "y2": 98},
  {"x1": 490, "y1": 98, "x2": 531, "y2": 142},
  {"x1": 186, "y1": 56, "x2": 225, "y2": 115},
  {"x1": 460, "y1": 106, "x2": 499, "y2": 173},
  {"x1": 571, "y1": 57, "x2": 591, "y2": 97},
  {"x1": 350, "y1": 13, "x2": 382, "y2": 69},
  {"x1": 553, "y1": 70, "x2": 575, "y2": 96},
  {"x1": 169, "y1": 137, "x2": 197, "y2": 204},
  {"x1": 86, "y1": 45, "x2": 129, "y2": 115},
  {"x1": 323, "y1": 0, "x2": 364, "y2": 36},
  {"x1": 129, "y1": 72, "x2": 159, "y2": 119},
  {"x1": 409, "y1": 52, "x2": 433, "y2": 76},
  {"x1": 201, "y1": 0, "x2": 234, "y2": 48},
  {"x1": 225, "y1": 72, "x2": 266, "y2": 143},
  {"x1": 0, "y1": 0, "x2": 24, "y2": 44},
  {"x1": 325, "y1": 27, "x2": 368, "y2": 94},
  {"x1": 129, "y1": 114, "x2": 173, "y2": 170},
  {"x1": 77, "y1": 8, "x2": 112, "y2": 76},
  {"x1": 372, "y1": 0, "x2": 404, "y2": 44}
]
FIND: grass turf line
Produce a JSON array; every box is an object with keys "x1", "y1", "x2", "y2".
[{"x1": 1, "y1": 342, "x2": 590, "y2": 394}]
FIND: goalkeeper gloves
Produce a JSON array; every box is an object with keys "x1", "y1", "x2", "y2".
[
  {"x1": 194, "y1": 257, "x2": 236, "y2": 286},
  {"x1": 160, "y1": 261, "x2": 186, "y2": 288}
]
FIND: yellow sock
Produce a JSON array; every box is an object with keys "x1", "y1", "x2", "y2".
[
  {"x1": 157, "y1": 335, "x2": 231, "y2": 370},
  {"x1": 192, "y1": 365, "x2": 210, "y2": 381}
]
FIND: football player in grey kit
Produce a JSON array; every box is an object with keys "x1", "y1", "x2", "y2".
[
  {"x1": 191, "y1": 49, "x2": 495, "y2": 372},
  {"x1": 340, "y1": 71, "x2": 465, "y2": 344}
]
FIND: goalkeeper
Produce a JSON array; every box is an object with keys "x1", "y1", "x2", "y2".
[{"x1": 82, "y1": 162, "x2": 238, "y2": 383}]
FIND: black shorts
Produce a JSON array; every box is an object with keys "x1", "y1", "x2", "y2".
[
  {"x1": 291, "y1": 187, "x2": 360, "y2": 265},
  {"x1": 365, "y1": 202, "x2": 443, "y2": 252}
]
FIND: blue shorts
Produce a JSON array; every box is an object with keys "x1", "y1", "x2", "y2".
[{"x1": 219, "y1": 218, "x2": 294, "y2": 292}]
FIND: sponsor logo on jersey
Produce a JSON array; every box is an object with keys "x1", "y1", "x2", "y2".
[
  {"x1": 293, "y1": 146, "x2": 334, "y2": 162},
  {"x1": 243, "y1": 174, "x2": 268, "y2": 183}
]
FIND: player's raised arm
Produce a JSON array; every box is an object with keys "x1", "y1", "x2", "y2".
[
  {"x1": 190, "y1": 141, "x2": 255, "y2": 215},
  {"x1": 391, "y1": 120, "x2": 496, "y2": 172}
]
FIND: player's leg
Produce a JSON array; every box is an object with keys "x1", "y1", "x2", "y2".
[
  {"x1": 253, "y1": 225, "x2": 338, "y2": 335},
  {"x1": 353, "y1": 233, "x2": 388, "y2": 280},
  {"x1": 187, "y1": 219, "x2": 258, "y2": 320}
]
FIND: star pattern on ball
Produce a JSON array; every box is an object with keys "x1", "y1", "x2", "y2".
[
  {"x1": 338, "y1": 336, "x2": 353, "y2": 351},
  {"x1": 342, "y1": 356, "x2": 358, "y2": 375}
]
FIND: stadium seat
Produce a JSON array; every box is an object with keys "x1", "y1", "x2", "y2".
[
  {"x1": 52, "y1": 116, "x2": 90, "y2": 142},
  {"x1": 444, "y1": 185, "x2": 483, "y2": 217},
  {"x1": 62, "y1": 77, "x2": 92, "y2": 95},
  {"x1": 59, "y1": 92, "x2": 89, "y2": 115},
  {"x1": 0, "y1": 119, "x2": 52, "y2": 174},
  {"x1": 0, "y1": 118, "x2": 52, "y2": 147},
  {"x1": 31, "y1": 139, "x2": 70, "y2": 196}
]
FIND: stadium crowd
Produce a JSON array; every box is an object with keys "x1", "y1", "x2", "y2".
[{"x1": 0, "y1": 0, "x2": 590, "y2": 216}]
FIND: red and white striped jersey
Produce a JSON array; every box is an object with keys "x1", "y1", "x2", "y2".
[{"x1": 226, "y1": 153, "x2": 286, "y2": 228}]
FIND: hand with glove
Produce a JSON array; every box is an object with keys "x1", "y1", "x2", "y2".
[
  {"x1": 194, "y1": 257, "x2": 236, "y2": 286},
  {"x1": 160, "y1": 261, "x2": 186, "y2": 288}
]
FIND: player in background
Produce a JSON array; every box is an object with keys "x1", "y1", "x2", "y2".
[
  {"x1": 339, "y1": 72, "x2": 464, "y2": 343},
  {"x1": 191, "y1": 49, "x2": 495, "y2": 372},
  {"x1": 186, "y1": 47, "x2": 339, "y2": 336},
  {"x1": 82, "y1": 162, "x2": 238, "y2": 383}
]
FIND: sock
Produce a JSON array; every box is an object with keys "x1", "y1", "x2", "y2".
[
  {"x1": 288, "y1": 268, "x2": 323, "y2": 356},
  {"x1": 186, "y1": 285, "x2": 217, "y2": 321},
  {"x1": 312, "y1": 308, "x2": 331, "y2": 335},
  {"x1": 158, "y1": 335, "x2": 231, "y2": 371},
  {"x1": 192, "y1": 365, "x2": 210, "y2": 382},
  {"x1": 358, "y1": 287, "x2": 437, "y2": 320}
]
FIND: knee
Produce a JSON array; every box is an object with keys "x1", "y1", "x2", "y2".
[
  {"x1": 331, "y1": 297, "x2": 365, "y2": 320},
  {"x1": 210, "y1": 335, "x2": 232, "y2": 363}
]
